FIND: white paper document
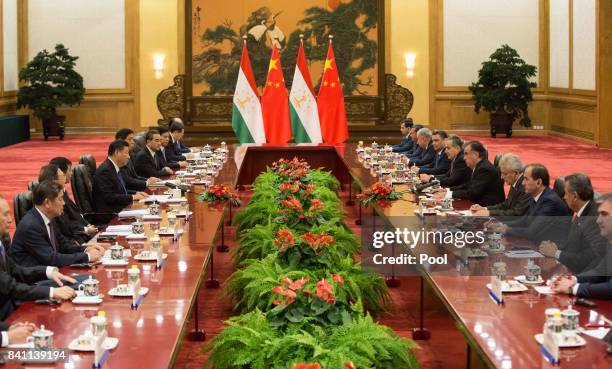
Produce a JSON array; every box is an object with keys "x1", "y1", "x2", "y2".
[
  {"x1": 504, "y1": 250, "x2": 544, "y2": 258},
  {"x1": 118, "y1": 209, "x2": 149, "y2": 218}
]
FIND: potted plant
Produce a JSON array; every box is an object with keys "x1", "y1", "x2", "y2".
[
  {"x1": 469, "y1": 44, "x2": 537, "y2": 138},
  {"x1": 17, "y1": 44, "x2": 85, "y2": 140}
]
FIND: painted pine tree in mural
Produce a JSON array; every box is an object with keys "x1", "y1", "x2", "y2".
[{"x1": 192, "y1": 0, "x2": 378, "y2": 96}]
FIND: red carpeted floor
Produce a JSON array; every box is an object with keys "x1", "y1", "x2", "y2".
[{"x1": 1, "y1": 134, "x2": 611, "y2": 368}]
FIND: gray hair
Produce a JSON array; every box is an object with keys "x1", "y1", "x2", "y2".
[
  {"x1": 565, "y1": 173, "x2": 594, "y2": 201},
  {"x1": 499, "y1": 153, "x2": 523, "y2": 172},
  {"x1": 417, "y1": 127, "x2": 432, "y2": 140},
  {"x1": 596, "y1": 192, "x2": 612, "y2": 205},
  {"x1": 445, "y1": 135, "x2": 463, "y2": 149}
]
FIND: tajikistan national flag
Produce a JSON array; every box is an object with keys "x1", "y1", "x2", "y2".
[
  {"x1": 289, "y1": 40, "x2": 322, "y2": 143},
  {"x1": 232, "y1": 41, "x2": 266, "y2": 143}
]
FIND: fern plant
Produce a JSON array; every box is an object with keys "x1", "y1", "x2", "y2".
[{"x1": 203, "y1": 310, "x2": 420, "y2": 369}]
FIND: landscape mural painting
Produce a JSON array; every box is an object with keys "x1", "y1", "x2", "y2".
[{"x1": 191, "y1": 0, "x2": 379, "y2": 97}]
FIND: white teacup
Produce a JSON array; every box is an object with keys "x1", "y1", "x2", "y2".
[
  {"x1": 78, "y1": 276, "x2": 100, "y2": 297},
  {"x1": 27, "y1": 325, "x2": 54, "y2": 350}
]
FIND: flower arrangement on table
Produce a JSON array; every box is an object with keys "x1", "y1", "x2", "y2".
[
  {"x1": 357, "y1": 182, "x2": 404, "y2": 208},
  {"x1": 198, "y1": 184, "x2": 241, "y2": 206},
  {"x1": 203, "y1": 160, "x2": 419, "y2": 369}
]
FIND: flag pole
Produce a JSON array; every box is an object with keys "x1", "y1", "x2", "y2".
[
  {"x1": 328, "y1": 34, "x2": 333, "y2": 44},
  {"x1": 299, "y1": 33, "x2": 304, "y2": 45}
]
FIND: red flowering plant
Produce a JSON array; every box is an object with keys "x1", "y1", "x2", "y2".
[
  {"x1": 270, "y1": 157, "x2": 311, "y2": 180},
  {"x1": 274, "y1": 229, "x2": 342, "y2": 269},
  {"x1": 356, "y1": 182, "x2": 403, "y2": 208},
  {"x1": 274, "y1": 194, "x2": 330, "y2": 232},
  {"x1": 199, "y1": 184, "x2": 241, "y2": 206},
  {"x1": 268, "y1": 275, "x2": 358, "y2": 329}
]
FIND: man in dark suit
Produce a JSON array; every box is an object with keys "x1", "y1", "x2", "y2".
[
  {"x1": 494, "y1": 164, "x2": 570, "y2": 244},
  {"x1": 392, "y1": 118, "x2": 414, "y2": 153},
  {"x1": 48, "y1": 158, "x2": 97, "y2": 244},
  {"x1": 9, "y1": 182, "x2": 104, "y2": 268},
  {"x1": 407, "y1": 128, "x2": 436, "y2": 167},
  {"x1": 1, "y1": 322, "x2": 36, "y2": 347},
  {"x1": 169, "y1": 119, "x2": 197, "y2": 155},
  {"x1": 115, "y1": 128, "x2": 162, "y2": 192},
  {"x1": 539, "y1": 173, "x2": 609, "y2": 273},
  {"x1": 551, "y1": 193, "x2": 612, "y2": 299},
  {"x1": 158, "y1": 127, "x2": 187, "y2": 171},
  {"x1": 421, "y1": 135, "x2": 471, "y2": 188},
  {"x1": 470, "y1": 153, "x2": 531, "y2": 218},
  {"x1": 93, "y1": 140, "x2": 148, "y2": 214},
  {"x1": 436, "y1": 140, "x2": 505, "y2": 206},
  {"x1": 134, "y1": 130, "x2": 173, "y2": 179},
  {"x1": 416, "y1": 130, "x2": 451, "y2": 175},
  {"x1": 36, "y1": 164, "x2": 86, "y2": 246},
  {"x1": 0, "y1": 194, "x2": 77, "y2": 320},
  {"x1": 402, "y1": 124, "x2": 423, "y2": 158}
]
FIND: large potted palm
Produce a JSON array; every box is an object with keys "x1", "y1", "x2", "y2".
[
  {"x1": 17, "y1": 44, "x2": 85, "y2": 140},
  {"x1": 469, "y1": 44, "x2": 537, "y2": 138}
]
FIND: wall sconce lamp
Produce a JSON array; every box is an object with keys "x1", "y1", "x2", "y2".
[
  {"x1": 404, "y1": 52, "x2": 416, "y2": 78},
  {"x1": 153, "y1": 54, "x2": 166, "y2": 79}
]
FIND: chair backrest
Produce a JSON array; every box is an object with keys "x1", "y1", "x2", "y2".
[
  {"x1": 13, "y1": 191, "x2": 33, "y2": 226},
  {"x1": 27, "y1": 181, "x2": 39, "y2": 192},
  {"x1": 493, "y1": 153, "x2": 504, "y2": 168},
  {"x1": 79, "y1": 154, "x2": 97, "y2": 179},
  {"x1": 71, "y1": 164, "x2": 94, "y2": 213},
  {"x1": 553, "y1": 176, "x2": 565, "y2": 199}
]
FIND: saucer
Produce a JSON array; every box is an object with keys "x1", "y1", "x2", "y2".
[
  {"x1": 68, "y1": 337, "x2": 119, "y2": 351},
  {"x1": 101, "y1": 258, "x2": 129, "y2": 266},
  {"x1": 487, "y1": 281, "x2": 529, "y2": 293},
  {"x1": 73, "y1": 292, "x2": 103, "y2": 305},
  {"x1": 515, "y1": 275, "x2": 545, "y2": 285},
  {"x1": 534, "y1": 333, "x2": 586, "y2": 348},
  {"x1": 134, "y1": 253, "x2": 168, "y2": 261},
  {"x1": 156, "y1": 228, "x2": 184, "y2": 236},
  {"x1": 108, "y1": 285, "x2": 150, "y2": 297},
  {"x1": 482, "y1": 245, "x2": 506, "y2": 254}
]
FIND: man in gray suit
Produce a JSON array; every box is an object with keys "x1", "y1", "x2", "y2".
[{"x1": 470, "y1": 153, "x2": 531, "y2": 218}]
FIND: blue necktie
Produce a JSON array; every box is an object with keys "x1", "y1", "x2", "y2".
[
  {"x1": 435, "y1": 153, "x2": 441, "y2": 168},
  {"x1": 0, "y1": 241, "x2": 6, "y2": 265},
  {"x1": 117, "y1": 171, "x2": 128, "y2": 194}
]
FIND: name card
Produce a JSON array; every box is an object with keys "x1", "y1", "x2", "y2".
[
  {"x1": 131, "y1": 280, "x2": 141, "y2": 308},
  {"x1": 540, "y1": 329, "x2": 560, "y2": 364},
  {"x1": 488, "y1": 276, "x2": 503, "y2": 305},
  {"x1": 93, "y1": 331, "x2": 108, "y2": 368}
]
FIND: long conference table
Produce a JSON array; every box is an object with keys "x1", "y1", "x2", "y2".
[{"x1": 4, "y1": 144, "x2": 612, "y2": 369}]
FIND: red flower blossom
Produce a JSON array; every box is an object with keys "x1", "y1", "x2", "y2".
[
  {"x1": 332, "y1": 274, "x2": 345, "y2": 285},
  {"x1": 279, "y1": 196, "x2": 303, "y2": 212},
  {"x1": 305, "y1": 183, "x2": 315, "y2": 194},
  {"x1": 292, "y1": 364, "x2": 321, "y2": 369},
  {"x1": 281, "y1": 277, "x2": 309, "y2": 291},
  {"x1": 271, "y1": 285, "x2": 297, "y2": 305},
  {"x1": 274, "y1": 229, "x2": 296, "y2": 252},
  {"x1": 344, "y1": 362, "x2": 356, "y2": 369},
  {"x1": 316, "y1": 278, "x2": 335, "y2": 304},
  {"x1": 301, "y1": 233, "x2": 335, "y2": 252},
  {"x1": 308, "y1": 199, "x2": 324, "y2": 212}
]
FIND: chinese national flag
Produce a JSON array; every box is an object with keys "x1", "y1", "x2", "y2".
[
  {"x1": 317, "y1": 41, "x2": 348, "y2": 144},
  {"x1": 261, "y1": 44, "x2": 292, "y2": 144}
]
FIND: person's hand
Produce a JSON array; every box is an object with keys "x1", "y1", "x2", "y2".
[
  {"x1": 419, "y1": 174, "x2": 431, "y2": 183},
  {"x1": 178, "y1": 161, "x2": 187, "y2": 168},
  {"x1": 51, "y1": 286, "x2": 77, "y2": 300},
  {"x1": 539, "y1": 241, "x2": 559, "y2": 258},
  {"x1": 470, "y1": 204, "x2": 484, "y2": 212},
  {"x1": 163, "y1": 167, "x2": 173, "y2": 175},
  {"x1": 7, "y1": 323, "x2": 36, "y2": 344},
  {"x1": 86, "y1": 247, "x2": 104, "y2": 262},
  {"x1": 147, "y1": 177, "x2": 162, "y2": 185},
  {"x1": 50, "y1": 270, "x2": 77, "y2": 287},
  {"x1": 472, "y1": 209, "x2": 490, "y2": 216},
  {"x1": 433, "y1": 191, "x2": 446, "y2": 199},
  {"x1": 85, "y1": 225, "x2": 98, "y2": 234},
  {"x1": 551, "y1": 275, "x2": 577, "y2": 294},
  {"x1": 85, "y1": 244, "x2": 105, "y2": 254},
  {"x1": 132, "y1": 192, "x2": 147, "y2": 201}
]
